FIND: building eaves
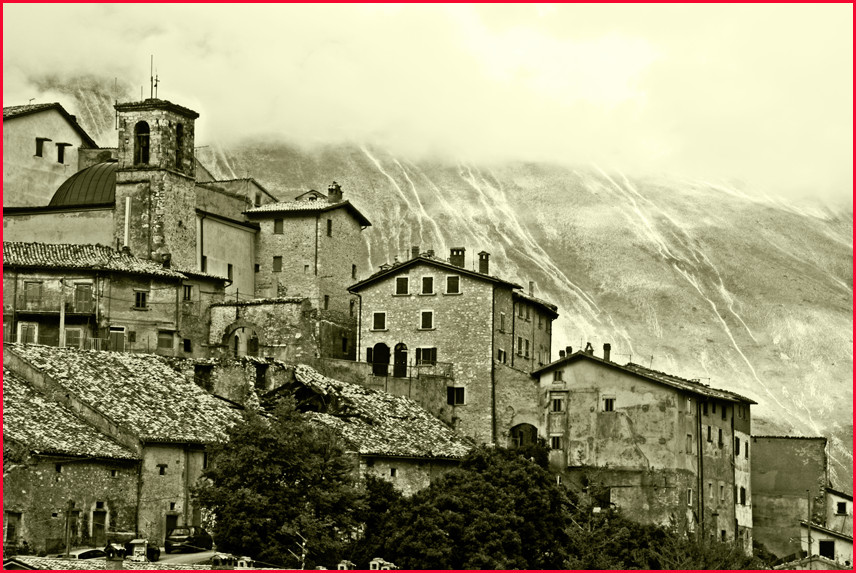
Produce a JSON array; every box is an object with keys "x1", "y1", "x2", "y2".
[
  {"x1": 826, "y1": 486, "x2": 853, "y2": 501},
  {"x1": 6, "y1": 556, "x2": 215, "y2": 570},
  {"x1": 201, "y1": 177, "x2": 278, "y2": 202},
  {"x1": 3, "y1": 102, "x2": 98, "y2": 148},
  {"x1": 114, "y1": 98, "x2": 199, "y2": 119},
  {"x1": 3, "y1": 368, "x2": 139, "y2": 461},
  {"x1": 533, "y1": 351, "x2": 757, "y2": 404},
  {"x1": 243, "y1": 199, "x2": 372, "y2": 227},
  {"x1": 349, "y1": 254, "x2": 523, "y2": 292},
  {"x1": 799, "y1": 520, "x2": 854, "y2": 542},
  {"x1": 3, "y1": 241, "x2": 186, "y2": 280},
  {"x1": 209, "y1": 297, "x2": 306, "y2": 308},
  {"x1": 195, "y1": 208, "x2": 261, "y2": 231},
  {"x1": 513, "y1": 290, "x2": 559, "y2": 318},
  {"x1": 752, "y1": 435, "x2": 828, "y2": 440}
]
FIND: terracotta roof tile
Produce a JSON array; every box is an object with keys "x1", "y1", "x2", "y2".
[
  {"x1": 2, "y1": 103, "x2": 98, "y2": 147},
  {"x1": 3, "y1": 242, "x2": 186, "y2": 279},
  {"x1": 3, "y1": 368, "x2": 138, "y2": 460},
  {"x1": 8, "y1": 344, "x2": 239, "y2": 444},
  {"x1": 244, "y1": 199, "x2": 372, "y2": 226},
  {"x1": 8, "y1": 556, "x2": 213, "y2": 570}
]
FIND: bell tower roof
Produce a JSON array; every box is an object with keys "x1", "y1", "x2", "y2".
[{"x1": 114, "y1": 98, "x2": 199, "y2": 119}]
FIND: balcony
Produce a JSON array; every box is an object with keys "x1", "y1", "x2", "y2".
[
  {"x1": 367, "y1": 360, "x2": 454, "y2": 379},
  {"x1": 14, "y1": 294, "x2": 96, "y2": 314}
]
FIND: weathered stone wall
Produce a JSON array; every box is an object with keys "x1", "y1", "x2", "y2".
[
  {"x1": 358, "y1": 263, "x2": 494, "y2": 443},
  {"x1": 116, "y1": 107, "x2": 196, "y2": 177},
  {"x1": 194, "y1": 183, "x2": 252, "y2": 221},
  {"x1": 3, "y1": 209, "x2": 115, "y2": 246},
  {"x1": 198, "y1": 215, "x2": 255, "y2": 297},
  {"x1": 825, "y1": 490, "x2": 853, "y2": 537},
  {"x1": 254, "y1": 215, "x2": 318, "y2": 300},
  {"x1": 2, "y1": 456, "x2": 139, "y2": 553},
  {"x1": 511, "y1": 297, "x2": 554, "y2": 371},
  {"x1": 179, "y1": 277, "x2": 226, "y2": 358},
  {"x1": 494, "y1": 362, "x2": 540, "y2": 447},
  {"x1": 3, "y1": 109, "x2": 90, "y2": 207},
  {"x1": 169, "y1": 356, "x2": 295, "y2": 405},
  {"x1": 317, "y1": 207, "x2": 368, "y2": 318},
  {"x1": 751, "y1": 436, "x2": 828, "y2": 558},
  {"x1": 358, "y1": 456, "x2": 460, "y2": 498},
  {"x1": 700, "y1": 399, "x2": 738, "y2": 542},
  {"x1": 102, "y1": 273, "x2": 181, "y2": 354}
]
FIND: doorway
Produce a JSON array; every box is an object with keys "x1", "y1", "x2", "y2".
[
  {"x1": 371, "y1": 343, "x2": 390, "y2": 376},
  {"x1": 393, "y1": 343, "x2": 408, "y2": 378},
  {"x1": 92, "y1": 510, "x2": 107, "y2": 546}
]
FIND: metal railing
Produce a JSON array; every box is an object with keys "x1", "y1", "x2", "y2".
[
  {"x1": 366, "y1": 360, "x2": 454, "y2": 379},
  {"x1": 14, "y1": 294, "x2": 96, "y2": 314}
]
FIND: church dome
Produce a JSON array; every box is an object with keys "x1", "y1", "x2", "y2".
[{"x1": 49, "y1": 160, "x2": 117, "y2": 207}]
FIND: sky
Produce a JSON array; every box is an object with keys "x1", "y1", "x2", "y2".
[{"x1": 3, "y1": 4, "x2": 853, "y2": 204}]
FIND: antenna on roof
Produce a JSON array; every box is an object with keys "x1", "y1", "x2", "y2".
[
  {"x1": 150, "y1": 55, "x2": 154, "y2": 99},
  {"x1": 28, "y1": 98, "x2": 35, "y2": 104},
  {"x1": 648, "y1": 355, "x2": 654, "y2": 368},
  {"x1": 154, "y1": 69, "x2": 159, "y2": 99}
]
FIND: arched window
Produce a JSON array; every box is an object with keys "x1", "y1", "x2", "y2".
[
  {"x1": 134, "y1": 121, "x2": 150, "y2": 165},
  {"x1": 175, "y1": 123, "x2": 184, "y2": 169}
]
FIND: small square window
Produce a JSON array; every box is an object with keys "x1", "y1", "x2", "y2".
[
  {"x1": 55, "y1": 463, "x2": 62, "y2": 473},
  {"x1": 837, "y1": 502, "x2": 848, "y2": 515},
  {"x1": 274, "y1": 219, "x2": 284, "y2": 234},
  {"x1": 169, "y1": 502, "x2": 176, "y2": 511},
  {"x1": 603, "y1": 397, "x2": 615, "y2": 412},
  {"x1": 183, "y1": 338, "x2": 192, "y2": 352},
  {"x1": 273, "y1": 256, "x2": 283, "y2": 272},
  {"x1": 446, "y1": 276, "x2": 460, "y2": 294},
  {"x1": 95, "y1": 501, "x2": 104, "y2": 509},
  {"x1": 35, "y1": 137, "x2": 51, "y2": 157},
  {"x1": 134, "y1": 291, "x2": 148, "y2": 309},
  {"x1": 157, "y1": 331, "x2": 173, "y2": 349},
  {"x1": 111, "y1": 469, "x2": 118, "y2": 478},
  {"x1": 420, "y1": 311, "x2": 434, "y2": 330},
  {"x1": 551, "y1": 397, "x2": 564, "y2": 413},
  {"x1": 554, "y1": 370, "x2": 563, "y2": 382},
  {"x1": 550, "y1": 436, "x2": 563, "y2": 450},
  {"x1": 158, "y1": 464, "x2": 167, "y2": 476},
  {"x1": 183, "y1": 285, "x2": 193, "y2": 301},
  {"x1": 422, "y1": 276, "x2": 434, "y2": 294},
  {"x1": 447, "y1": 386, "x2": 465, "y2": 405},
  {"x1": 254, "y1": 264, "x2": 260, "y2": 273},
  {"x1": 395, "y1": 277, "x2": 409, "y2": 295},
  {"x1": 372, "y1": 312, "x2": 386, "y2": 330},
  {"x1": 390, "y1": 468, "x2": 397, "y2": 478}
]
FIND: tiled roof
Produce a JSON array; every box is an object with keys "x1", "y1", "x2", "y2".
[
  {"x1": 294, "y1": 365, "x2": 474, "y2": 458},
  {"x1": 3, "y1": 103, "x2": 98, "y2": 147},
  {"x1": 349, "y1": 253, "x2": 524, "y2": 292},
  {"x1": 7, "y1": 344, "x2": 239, "y2": 444},
  {"x1": 114, "y1": 98, "x2": 199, "y2": 119},
  {"x1": 244, "y1": 199, "x2": 372, "y2": 227},
  {"x1": 513, "y1": 290, "x2": 559, "y2": 317},
  {"x1": 3, "y1": 242, "x2": 186, "y2": 279},
  {"x1": 6, "y1": 556, "x2": 213, "y2": 570},
  {"x1": 197, "y1": 177, "x2": 277, "y2": 202},
  {"x1": 826, "y1": 486, "x2": 853, "y2": 501},
  {"x1": 3, "y1": 368, "x2": 138, "y2": 460},
  {"x1": 533, "y1": 351, "x2": 757, "y2": 404}
]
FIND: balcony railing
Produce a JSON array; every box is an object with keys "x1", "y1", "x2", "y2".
[
  {"x1": 366, "y1": 360, "x2": 454, "y2": 379},
  {"x1": 14, "y1": 294, "x2": 96, "y2": 314}
]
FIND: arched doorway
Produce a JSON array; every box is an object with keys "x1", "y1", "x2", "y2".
[
  {"x1": 393, "y1": 343, "x2": 408, "y2": 378},
  {"x1": 510, "y1": 423, "x2": 538, "y2": 447},
  {"x1": 372, "y1": 342, "x2": 390, "y2": 376},
  {"x1": 134, "y1": 121, "x2": 150, "y2": 165}
]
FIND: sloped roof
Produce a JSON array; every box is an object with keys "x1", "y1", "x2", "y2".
[
  {"x1": 6, "y1": 344, "x2": 239, "y2": 444},
  {"x1": 114, "y1": 98, "x2": 199, "y2": 119},
  {"x1": 349, "y1": 253, "x2": 523, "y2": 292},
  {"x1": 513, "y1": 290, "x2": 559, "y2": 318},
  {"x1": 799, "y1": 520, "x2": 853, "y2": 542},
  {"x1": 49, "y1": 161, "x2": 116, "y2": 206},
  {"x1": 3, "y1": 242, "x2": 186, "y2": 279},
  {"x1": 197, "y1": 177, "x2": 278, "y2": 202},
  {"x1": 533, "y1": 351, "x2": 757, "y2": 404},
  {"x1": 5, "y1": 556, "x2": 214, "y2": 570},
  {"x1": 826, "y1": 486, "x2": 853, "y2": 501},
  {"x1": 3, "y1": 368, "x2": 138, "y2": 460},
  {"x1": 3, "y1": 102, "x2": 98, "y2": 147},
  {"x1": 244, "y1": 199, "x2": 372, "y2": 227},
  {"x1": 293, "y1": 365, "x2": 474, "y2": 459}
]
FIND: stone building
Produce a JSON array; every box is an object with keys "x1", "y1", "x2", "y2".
[
  {"x1": 532, "y1": 344, "x2": 756, "y2": 551},
  {"x1": 3, "y1": 344, "x2": 239, "y2": 549},
  {"x1": 348, "y1": 247, "x2": 558, "y2": 445},
  {"x1": 2, "y1": 242, "x2": 226, "y2": 356},
  {"x1": 2, "y1": 103, "x2": 98, "y2": 207}
]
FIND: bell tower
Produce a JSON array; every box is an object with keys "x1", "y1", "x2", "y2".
[{"x1": 113, "y1": 98, "x2": 200, "y2": 269}]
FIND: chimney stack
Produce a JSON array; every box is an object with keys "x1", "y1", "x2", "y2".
[
  {"x1": 411, "y1": 245, "x2": 420, "y2": 259},
  {"x1": 327, "y1": 181, "x2": 343, "y2": 203},
  {"x1": 559, "y1": 350, "x2": 566, "y2": 358},
  {"x1": 529, "y1": 281, "x2": 535, "y2": 297},
  {"x1": 426, "y1": 249, "x2": 435, "y2": 258},
  {"x1": 603, "y1": 343, "x2": 611, "y2": 362},
  {"x1": 478, "y1": 251, "x2": 490, "y2": 274},
  {"x1": 450, "y1": 247, "x2": 466, "y2": 268},
  {"x1": 584, "y1": 342, "x2": 594, "y2": 355},
  {"x1": 566, "y1": 345, "x2": 573, "y2": 356}
]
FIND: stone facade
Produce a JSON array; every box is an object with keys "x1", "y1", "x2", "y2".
[
  {"x1": 3, "y1": 207, "x2": 115, "y2": 246},
  {"x1": 358, "y1": 456, "x2": 460, "y2": 498}
]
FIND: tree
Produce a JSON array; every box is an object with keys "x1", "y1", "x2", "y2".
[
  {"x1": 361, "y1": 446, "x2": 574, "y2": 569},
  {"x1": 193, "y1": 397, "x2": 363, "y2": 568}
]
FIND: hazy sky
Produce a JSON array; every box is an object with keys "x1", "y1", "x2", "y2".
[{"x1": 4, "y1": 4, "x2": 852, "y2": 203}]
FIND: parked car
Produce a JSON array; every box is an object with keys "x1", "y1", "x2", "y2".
[
  {"x1": 53, "y1": 548, "x2": 106, "y2": 559},
  {"x1": 164, "y1": 526, "x2": 213, "y2": 553}
]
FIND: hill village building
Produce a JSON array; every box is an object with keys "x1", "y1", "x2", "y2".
[{"x1": 2, "y1": 95, "x2": 849, "y2": 564}]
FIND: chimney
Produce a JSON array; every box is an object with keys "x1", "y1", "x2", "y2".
[
  {"x1": 327, "y1": 181, "x2": 343, "y2": 203},
  {"x1": 478, "y1": 251, "x2": 490, "y2": 274},
  {"x1": 559, "y1": 350, "x2": 566, "y2": 358},
  {"x1": 529, "y1": 281, "x2": 535, "y2": 297},
  {"x1": 411, "y1": 245, "x2": 420, "y2": 259},
  {"x1": 426, "y1": 249, "x2": 435, "y2": 258},
  {"x1": 584, "y1": 342, "x2": 594, "y2": 355},
  {"x1": 379, "y1": 263, "x2": 391, "y2": 271},
  {"x1": 603, "y1": 343, "x2": 611, "y2": 362},
  {"x1": 566, "y1": 345, "x2": 572, "y2": 356},
  {"x1": 450, "y1": 247, "x2": 466, "y2": 268},
  {"x1": 161, "y1": 252, "x2": 172, "y2": 268}
]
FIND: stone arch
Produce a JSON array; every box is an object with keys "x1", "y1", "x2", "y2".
[
  {"x1": 510, "y1": 423, "x2": 538, "y2": 447},
  {"x1": 221, "y1": 319, "x2": 264, "y2": 358}
]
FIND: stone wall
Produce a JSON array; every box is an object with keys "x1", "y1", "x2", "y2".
[
  {"x1": 3, "y1": 456, "x2": 139, "y2": 553},
  {"x1": 179, "y1": 277, "x2": 226, "y2": 358},
  {"x1": 3, "y1": 208, "x2": 115, "y2": 246},
  {"x1": 198, "y1": 215, "x2": 255, "y2": 297},
  {"x1": 115, "y1": 106, "x2": 196, "y2": 177},
  {"x1": 358, "y1": 456, "x2": 460, "y2": 498},
  {"x1": 101, "y1": 273, "x2": 182, "y2": 354},
  {"x1": 494, "y1": 362, "x2": 540, "y2": 447},
  {"x1": 254, "y1": 215, "x2": 318, "y2": 300}
]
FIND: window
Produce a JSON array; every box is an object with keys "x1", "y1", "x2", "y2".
[
  {"x1": 201, "y1": 255, "x2": 208, "y2": 273},
  {"x1": 722, "y1": 405, "x2": 728, "y2": 420},
  {"x1": 169, "y1": 502, "x2": 176, "y2": 511},
  {"x1": 706, "y1": 426, "x2": 712, "y2": 442},
  {"x1": 538, "y1": 316, "x2": 543, "y2": 329},
  {"x1": 19, "y1": 322, "x2": 38, "y2": 344},
  {"x1": 720, "y1": 530, "x2": 726, "y2": 542},
  {"x1": 327, "y1": 218, "x2": 332, "y2": 237},
  {"x1": 56, "y1": 142, "x2": 71, "y2": 164},
  {"x1": 273, "y1": 256, "x2": 282, "y2": 272},
  {"x1": 203, "y1": 452, "x2": 209, "y2": 469},
  {"x1": 416, "y1": 347, "x2": 437, "y2": 365},
  {"x1": 687, "y1": 488, "x2": 693, "y2": 506},
  {"x1": 420, "y1": 310, "x2": 434, "y2": 329},
  {"x1": 56, "y1": 463, "x2": 63, "y2": 473},
  {"x1": 390, "y1": 468, "x2": 397, "y2": 478},
  {"x1": 720, "y1": 484, "x2": 725, "y2": 502},
  {"x1": 603, "y1": 397, "x2": 615, "y2": 412},
  {"x1": 686, "y1": 433, "x2": 693, "y2": 453},
  {"x1": 183, "y1": 285, "x2": 193, "y2": 301},
  {"x1": 422, "y1": 276, "x2": 434, "y2": 294},
  {"x1": 134, "y1": 291, "x2": 148, "y2": 309},
  {"x1": 183, "y1": 339, "x2": 192, "y2": 352},
  {"x1": 551, "y1": 396, "x2": 564, "y2": 413},
  {"x1": 65, "y1": 328, "x2": 82, "y2": 349},
  {"x1": 819, "y1": 540, "x2": 834, "y2": 560},
  {"x1": 255, "y1": 192, "x2": 262, "y2": 207},
  {"x1": 524, "y1": 339, "x2": 530, "y2": 358},
  {"x1": 352, "y1": 264, "x2": 357, "y2": 279},
  {"x1": 703, "y1": 402, "x2": 708, "y2": 415},
  {"x1": 516, "y1": 336, "x2": 523, "y2": 355},
  {"x1": 518, "y1": 304, "x2": 524, "y2": 319},
  {"x1": 708, "y1": 482, "x2": 713, "y2": 500},
  {"x1": 157, "y1": 331, "x2": 173, "y2": 349},
  {"x1": 740, "y1": 487, "x2": 747, "y2": 506},
  {"x1": 323, "y1": 295, "x2": 330, "y2": 310},
  {"x1": 395, "y1": 277, "x2": 409, "y2": 295},
  {"x1": 446, "y1": 276, "x2": 460, "y2": 294},
  {"x1": 254, "y1": 264, "x2": 260, "y2": 273},
  {"x1": 4, "y1": 511, "x2": 22, "y2": 543},
  {"x1": 550, "y1": 436, "x2": 563, "y2": 450},
  {"x1": 227, "y1": 264, "x2": 234, "y2": 281},
  {"x1": 304, "y1": 264, "x2": 310, "y2": 273},
  {"x1": 24, "y1": 281, "x2": 42, "y2": 306},
  {"x1": 554, "y1": 370, "x2": 563, "y2": 382},
  {"x1": 158, "y1": 464, "x2": 168, "y2": 476},
  {"x1": 718, "y1": 428, "x2": 723, "y2": 447},
  {"x1": 274, "y1": 219, "x2": 284, "y2": 234},
  {"x1": 735, "y1": 437, "x2": 741, "y2": 456},
  {"x1": 35, "y1": 136, "x2": 51, "y2": 157},
  {"x1": 341, "y1": 337, "x2": 348, "y2": 353},
  {"x1": 134, "y1": 121, "x2": 150, "y2": 164},
  {"x1": 712, "y1": 403, "x2": 716, "y2": 414},
  {"x1": 687, "y1": 397, "x2": 692, "y2": 413},
  {"x1": 372, "y1": 312, "x2": 386, "y2": 330},
  {"x1": 525, "y1": 306, "x2": 530, "y2": 320},
  {"x1": 111, "y1": 469, "x2": 118, "y2": 478},
  {"x1": 497, "y1": 349, "x2": 507, "y2": 363},
  {"x1": 175, "y1": 123, "x2": 184, "y2": 168},
  {"x1": 447, "y1": 386, "x2": 465, "y2": 405},
  {"x1": 499, "y1": 312, "x2": 506, "y2": 332},
  {"x1": 73, "y1": 283, "x2": 94, "y2": 312},
  {"x1": 349, "y1": 299, "x2": 355, "y2": 317},
  {"x1": 745, "y1": 442, "x2": 749, "y2": 458},
  {"x1": 837, "y1": 502, "x2": 847, "y2": 515}
]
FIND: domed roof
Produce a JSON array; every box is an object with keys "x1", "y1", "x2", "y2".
[{"x1": 49, "y1": 161, "x2": 117, "y2": 207}]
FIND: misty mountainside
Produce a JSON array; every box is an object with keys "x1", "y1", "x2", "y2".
[{"x1": 37, "y1": 76, "x2": 854, "y2": 488}]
